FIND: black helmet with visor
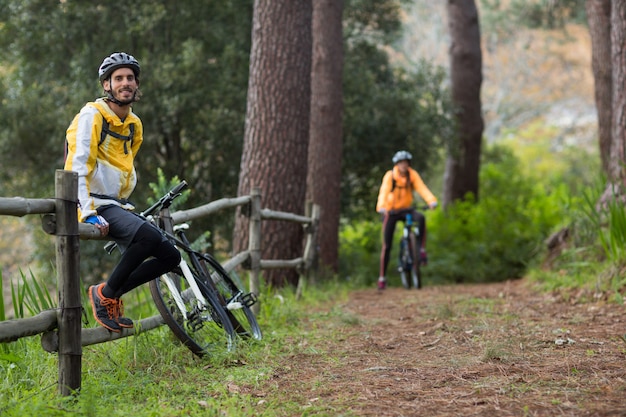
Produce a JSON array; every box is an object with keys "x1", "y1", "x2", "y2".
[{"x1": 98, "y1": 52, "x2": 140, "y2": 83}]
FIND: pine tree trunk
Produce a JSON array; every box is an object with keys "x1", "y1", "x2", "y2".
[
  {"x1": 233, "y1": 0, "x2": 313, "y2": 287},
  {"x1": 306, "y1": 0, "x2": 344, "y2": 273},
  {"x1": 605, "y1": 0, "x2": 626, "y2": 197},
  {"x1": 443, "y1": 0, "x2": 484, "y2": 207},
  {"x1": 586, "y1": 0, "x2": 612, "y2": 175}
]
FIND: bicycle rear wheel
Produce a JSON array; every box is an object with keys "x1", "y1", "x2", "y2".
[
  {"x1": 197, "y1": 254, "x2": 262, "y2": 341},
  {"x1": 149, "y1": 268, "x2": 236, "y2": 357}
]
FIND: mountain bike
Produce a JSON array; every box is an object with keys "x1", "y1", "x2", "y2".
[
  {"x1": 396, "y1": 207, "x2": 428, "y2": 290},
  {"x1": 106, "y1": 181, "x2": 262, "y2": 357}
]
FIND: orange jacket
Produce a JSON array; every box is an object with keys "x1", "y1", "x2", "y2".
[{"x1": 376, "y1": 166, "x2": 437, "y2": 212}]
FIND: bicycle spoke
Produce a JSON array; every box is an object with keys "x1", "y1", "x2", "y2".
[
  {"x1": 198, "y1": 255, "x2": 262, "y2": 341},
  {"x1": 150, "y1": 271, "x2": 236, "y2": 357}
]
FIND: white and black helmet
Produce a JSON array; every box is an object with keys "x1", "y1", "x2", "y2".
[
  {"x1": 98, "y1": 52, "x2": 140, "y2": 83},
  {"x1": 392, "y1": 150, "x2": 412, "y2": 164}
]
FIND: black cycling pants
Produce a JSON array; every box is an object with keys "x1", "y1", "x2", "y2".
[
  {"x1": 379, "y1": 208, "x2": 426, "y2": 278},
  {"x1": 106, "y1": 223, "x2": 181, "y2": 298}
]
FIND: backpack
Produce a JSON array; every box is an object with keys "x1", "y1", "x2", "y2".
[
  {"x1": 98, "y1": 118, "x2": 135, "y2": 155},
  {"x1": 65, "y1": 115, "x2": 135, "y2": 161},
  {"x1": 390, "y1": 173, "x2": 411, "y2": 192}
]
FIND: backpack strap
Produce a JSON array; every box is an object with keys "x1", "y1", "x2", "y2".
[
  {"x1": 98, "y1": 118, "x2": 135, "y2": 154},
  {"x1": 390, "y1": 172, "x2": 411, "y2": 192}
]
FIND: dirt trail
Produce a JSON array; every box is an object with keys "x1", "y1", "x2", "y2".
[{"x1": 272, "y1": 279, "x2": 626, "y2": 416}]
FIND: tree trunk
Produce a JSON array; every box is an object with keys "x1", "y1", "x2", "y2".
[
  {"x1": 604, "y1": 0, "x2": 626, "y2": 202},
  {"x1": 443, "y1": 0, "x2": 484, "y2": 207},
  {"x1": 233, "y1": 0, "x2": 313, "y2": 287},
  {"x1": 586, "y1": 0, "x2": 612, "y2": 175},
  {"x1": 306, "y1": 0, "x2": 344, "y2": 274}
]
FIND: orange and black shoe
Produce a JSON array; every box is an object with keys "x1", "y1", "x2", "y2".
[
  {"x1": 113, "y1": 298, "x2": 134, "y2": 329},
  {"x1": 88, "y1": 283, "x2": 121, "y2": 333}
]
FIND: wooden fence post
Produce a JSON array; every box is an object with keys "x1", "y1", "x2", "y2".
[
  {"x1": 296, "y1": 203, "x2": 320, "y2": 300},
  {"x1": 55, "y1": 170, "x2": 82, "y2": 396},
  {"x1": 248, "y1": 187, "x2": 262, "y2": 315}
]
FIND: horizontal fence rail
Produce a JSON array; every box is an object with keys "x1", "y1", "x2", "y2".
[{"x1": 0, "y1": 170, "x2": 320, "y2": 395}]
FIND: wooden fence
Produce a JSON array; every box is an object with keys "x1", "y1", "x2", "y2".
[{"x1": 0, "y1": 170, "x2": 320, "y2": 395}]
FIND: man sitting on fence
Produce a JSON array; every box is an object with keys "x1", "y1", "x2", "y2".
[{"x1": 64, "y1": 52, "x2": 180, "y2": 332}]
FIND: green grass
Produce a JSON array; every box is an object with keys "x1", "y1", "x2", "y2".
[{"x1": 0, "y1": 278, "x2": 356, "y2": 417}]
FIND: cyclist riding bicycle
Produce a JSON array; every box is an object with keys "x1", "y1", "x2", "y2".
[
  {"x1": 376, "y1": 150, "x2": 438, "y2": 290},
  {"x1": 64, "y1": 52, "x2": 180, "y2": 332}
]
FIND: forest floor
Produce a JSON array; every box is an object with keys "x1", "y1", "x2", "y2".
[{"x1": 268, "y1": 279, "x2": 626, "y2": 416}]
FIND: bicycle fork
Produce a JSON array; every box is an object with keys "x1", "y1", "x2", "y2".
[{"x1": 161, "y1": 257, "x2": 212, "y2": 321}]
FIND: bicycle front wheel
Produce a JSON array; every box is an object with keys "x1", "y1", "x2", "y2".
[
  {"x1": 197, "y1": 254, "x2": 262, "y2": 341},
  {"x1": 408, "y1": 233, "x2": 422, "y2": 289},
  {"x1": 399, "y1": 239, "x2": 410, "y2": 289},
  {"x1": 150, "y1": 268, "x2": 236, "y2": 357}
]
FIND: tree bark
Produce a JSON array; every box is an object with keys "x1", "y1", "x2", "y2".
[
  {"x1": 233, "y1": 0, "x2": 313, "y2": 287},
  {"x1": 586, "y1": 0, "x2": 612, "y2": 175},
  {"x1": 604, "y1": 0, "x2": 626, "y2": 201},
  {"x1": 306, "y1": 0, "x2": 344, "y2": 273},
  {"x1": 443, "y1": 0, "x2": 484, "y2": 207}
]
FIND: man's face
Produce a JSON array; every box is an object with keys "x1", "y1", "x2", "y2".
[{"x1": 103, "y1": 67, "x2": 138, "y2": 105}]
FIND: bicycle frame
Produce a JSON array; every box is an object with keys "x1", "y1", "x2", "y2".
[
  {"x1": 394, "y1": 207, "x2": 427, "y2": 290},
  {"x1": 168, "y1": 223, "x2": 257, "y2": 311},
  {"x1": 159, "y1": 250, "x2": 210, "y2": 322},
  {"x1": 166, "y1": 224, "x2": 256, "y2": 313}
]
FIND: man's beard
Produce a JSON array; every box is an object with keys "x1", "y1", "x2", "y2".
[{"x1": 113, "y1": 89, "x2": 136, "y2": 105}]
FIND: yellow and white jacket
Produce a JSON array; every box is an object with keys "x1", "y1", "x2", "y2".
[{"x1": 64, "y1": 98, "x2": 143, "y2": 221}]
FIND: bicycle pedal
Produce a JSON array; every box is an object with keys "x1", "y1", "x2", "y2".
[
  {"x1": 227, "y1": 301, "x2": 243, "y2": 310},
  {"x1": 239, "y1": 292, "x2": 258, "y2": 308},
  {"x1": 187, "y1": 307, "x2": 205, "y2": 332}
]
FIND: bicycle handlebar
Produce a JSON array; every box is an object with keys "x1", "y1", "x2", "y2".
[
  {"x1": 141, "y1": 180, "x2": 188, "y2": 217},
  {"x1": 104, "y1": 180, "x2": 188, "y2": 254},
  {"x1": 388, "y1": 205, "x2": 430, "y2": 216}
]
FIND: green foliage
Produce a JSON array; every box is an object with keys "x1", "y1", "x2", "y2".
[
  {"x1": 10, "y1": 269, "x2": 56, "y2": 319},
  {"x1": 0, "y1": 268, "x2": 56, "y2": 356},
  {"x1": 524, "y1": 174, "x2": 614, "y2": 294},
  {"x1": 338, "y1": 219, "x2": 382, "y2": 286},
  {"x1": 583, "y1": 187, "x2": 626, "y2": 266},
  {"x1": 148, "y1": 168, "x2": 216, "y2": 253},
  {"x1": 426, "y1": 145, "x2": 567, "y2": 283},
  {"x1": 146, "y1": 168, "x2": 190, "y2": 210},
  {"x1": 343, "y1": 0, "x2": 405, "y2": 44},
  {"x1": 500, "y1": 121, "x2": 600, "y2": 195},
  {"x1": 480, "y1": 0, "x2": 587, "y2": 32}
]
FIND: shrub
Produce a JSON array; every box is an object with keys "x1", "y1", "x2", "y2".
[
  {"x1": 426, "y1": 146, "x2": 567, "y2": 283},
  {"x1": 338, "y1": 218, "x2": 382, "y2": 287}
]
